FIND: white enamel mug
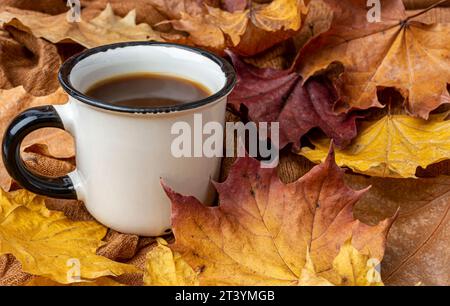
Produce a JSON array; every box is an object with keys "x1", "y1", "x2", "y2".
[{"x1": 2, "y1": 42, "x2": 236, "y2": 236}]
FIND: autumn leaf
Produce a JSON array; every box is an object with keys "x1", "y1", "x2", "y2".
[
  {"x1": 228, "y1": 52, "x2": 358, "y2": 149},
  {"x1": 0, "y1": 189, "x2": 139, "y2": 284},
  {"x1": 0, "y1": 4, "x2": 163, "y2": 49},
  {"x1": 347, "y1": 174, "x2": 450, "y2": 286},
  {"x1": 332, "y1": 240, "x2": 383, "y2": 286},
  {"x1": 222, "y1": 0, "x2": 248, "y2": 12},
  {"x1": 26, "y1": 276, "x2": 123, "y2": 286},
  {"x1": 300, "y1": 113, "x2": 450, "y2": 178},
  {"x1": 0, "y1": 86, "x2": 72, "y2": 191},
  {"x1": 81, "y1": 0, "x2": 171, "y2": 29},
  {"x1": 297, "y1": 0, "x2": 450, "y2": 118},
  {"x1": 404, "y1": 0, "x2": 450, "y2": 10},
  {"x1": 163, "y1": 0, "x2": 307, "y2": 55},
  {"x1": 163, "y1": 150, "x2": 393, "y2": 285},
  {"x1": 0, "y1": 0, "x2": 69, "y2": 15},
  {"x1": 144, "y1": 238, "x2": 199, "y2": 286}
]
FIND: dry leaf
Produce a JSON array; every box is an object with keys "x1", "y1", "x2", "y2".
[
  {"x1": 26, "y1": 276, "x2": 123, "y2": 286},
  {"x1": 404, "y1": 0, "x2": 450, "y2": 9},
  {"x1": 148, "y1": 0, "x2": 220, "y2": 20},
  {"x1": 332, "y1": 240, "x2": 383, "y2": 286},
  {"x1": 144, "y1": 238, "x2": 198, "y2": 286},
  {"x1": 222, "y1": 0, "x2": 249, "y2": 12},
  {"x1": 163, "y1": 150, "x2": 393, "y2": 285},
  {"x1": 298, "y1": 251, "x2": 334, "y2": 286},
  {"x1": 408, "y1": 7, "x2": 450, "y2": 24},
  {"x1": 298, "y1": 0, "x2": 450, "y2": 118},
  {"x1": 0, "y1": 27, "x2": 61, "y2": 96},
  {"x1": 0, "y1": 4, "x2": 163, "y2": 49},
  {"x1": 347, "y1": 174, "x2": 450, "y2": 286},
  {"x1": 81, "y1": 0, "x2": 170, "y2": 30},
  {"x1": 292, "y1": 0, "x2": 333, "y2": 50},
  {"x1": 250, "y1": 0, "x2": 306, "y2": 32},
  {"x1": 167, "y1": 0, "x2": 307, "y2": 55},
  {"x1": 0, "y1": 189, "x2": 139, "y2": 284},
  {"x1": 300, "y1": 113, "x2": 450, "y2": 178},
  {"x1": 0, "y1": 0, "x2": 69, "y2": 15},
  {"x1": 0, "y1": 86, "x2": 72, "y2": 191},
  {"x1": 228, "y1": 52, "x2": 358, "y2": 149}
]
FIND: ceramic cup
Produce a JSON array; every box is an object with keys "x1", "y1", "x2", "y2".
[{"x1": 2, "y1": 42, "x2": 236, "y2": 236}]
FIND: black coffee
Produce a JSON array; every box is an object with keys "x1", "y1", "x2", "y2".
[{"x1": 85, "y1": 73, "x2": 211, "y2": 108}]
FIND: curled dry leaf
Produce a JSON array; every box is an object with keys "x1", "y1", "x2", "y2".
[
  {"x1": 298, "y1": 0, "x2": 450, "y2": 118},
  {"x1": 222, "y1": 0, "x2": 249, "y2": 12},
  {"x1": 0, "y1": 4, "x2": 163, "y2": 49},
  {"x1": 0, "y1": 27, "x2": 61, "y2": 96},
  {"x1": 148, "y1": 0, "x2": 221, "y2": 20},
  {"x1": 81, "y1": 0, "x2": 170, "y2": 30},
  {"x1": 0, "y1": 86, "x2": 72, "y2": 191},
  {"x1": 347, "y1": 175, "x2": 450, "y2": 286},
  {"x1": 163, "y1": 150, "x2": 393, "y2": 286},
  {"x1": 144, "y1": 238, "x2": 198, "y2": 286},
  {"x1": 0, "y1": 189, "x2": 139, "y2": 284},
  {"x1": 164, "y1": 0, "x2": 307, "y2": 55},
  {"x1": 300, "y1": 113, "x2": 450, "y2": 178},
  {"x1": 228, "y1": 53, "x2": 358, "y2": 149},
  {"x1": 0, "y1": 0, "x2": 69, "y2": 15}
]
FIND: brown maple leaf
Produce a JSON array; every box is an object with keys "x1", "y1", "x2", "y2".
[
  {"x1": 227, "y1": 52, "x2": 359, "y2": 149},
  {"x1": 0, "y1": 4, "x2": 164, "y2": 49},
  {"x1": 297, "y1": 0, "x2": 450, "y2": 118},
  {"x1": 222, "y1": 0, "x2": 249, "y2": 12},
  {"x1": 0, "y1": 0, "x2": 68, "y2": 15},
  {"x1": 163, "y1": 150, "x2": 394, "y2": 285},
  {"x1": 347, "y1": 174, "x2": 450, "y2": 286}
]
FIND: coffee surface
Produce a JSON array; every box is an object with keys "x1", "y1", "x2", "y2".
[{"x1": 85, "y1": 73, "x2": 211, "y2": 108}]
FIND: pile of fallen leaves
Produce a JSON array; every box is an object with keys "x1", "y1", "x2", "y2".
[{"x1": 0, "y1": 0, "x2": 449, "y2": 286}]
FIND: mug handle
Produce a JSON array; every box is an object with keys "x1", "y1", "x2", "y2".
[{"x1": 2, "y1": 105, "x2": 78, "y2": 199}]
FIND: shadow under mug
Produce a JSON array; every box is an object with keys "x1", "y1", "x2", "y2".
[{"x1": 2, "y1": 42, "x2": 236, "y2": 236}]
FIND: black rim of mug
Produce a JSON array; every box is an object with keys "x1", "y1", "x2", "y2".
[{"x1": 58, "y1": 41, "x2": 237, "y2": 114}]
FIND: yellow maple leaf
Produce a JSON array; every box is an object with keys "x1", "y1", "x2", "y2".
[
  {"x1": 298, "y1": 241, "x2": 383, "y2": 286},
  {"x1": 0, "y1": 4, "x2": 163, "y2": 48},
  {"x1": 300, "y1": 114, "x2": 450, "y2": 178},
  {"x1": 205, "y1": 6, "x2": 249, "y2": 46},
  {"x1": 0, "y1": 189, "x2": 139, "y2": 284},
  {"x1": 298, "y1": 250, "x2": 334, "y2": 286},
  {"x1": 26, "y1": 276, "x2": 123, "y2": 286},
  {"x1": 251, "y1": 0, "x2": 307, "y2": 32},
  {"x1": 144, "y1": 238, "x2": 198, "y2": 286},
  {"x1": 332, "y1": 240, "x2": 383, "y2": 286}
]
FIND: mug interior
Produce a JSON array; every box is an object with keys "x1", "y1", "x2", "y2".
[{"x1": 59, "y1": 42, "x2": 235, "y2": 114}]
